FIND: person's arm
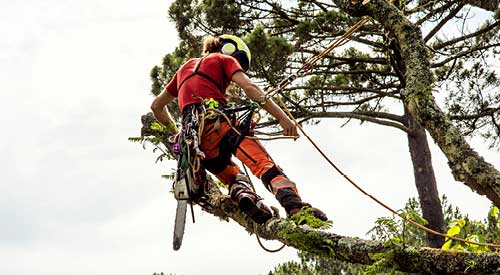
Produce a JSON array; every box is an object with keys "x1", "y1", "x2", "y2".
[
  {"x1": 151, "y1": 89, "x2": 178, "y2": 134},
  {"x1": 231, "y1": 71, "x2": 298, "y2": 137}
]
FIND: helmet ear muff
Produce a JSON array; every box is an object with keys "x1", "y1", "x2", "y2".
[{"x1": 221, "y1": 43, "x2": 236, "y2": 56}]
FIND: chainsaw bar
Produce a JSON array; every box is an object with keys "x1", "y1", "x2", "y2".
[{"x1": 173, "y1": 199, "x2": 187, "y2": 250}]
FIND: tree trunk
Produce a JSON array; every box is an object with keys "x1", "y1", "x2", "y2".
[{"x1": 406, "y1": 107, "x2": 446, "y2": 248}]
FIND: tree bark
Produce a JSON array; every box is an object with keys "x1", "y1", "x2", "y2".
[
  {"x1": 331, "y1": 0, "x2": 500, "y2": 208},
  {"x1": 405, "y1": 107, "x2": 446, "y2": 248}
]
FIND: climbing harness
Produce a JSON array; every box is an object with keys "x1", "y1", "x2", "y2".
[
  {"x1": 264, "y1": 16, "x2": 500, "y2": 249},
  {"x1": 171, "y1": 99, "x2": 269, "y2": 250},
  {"x1": 178, "y1": 56, "x2": 225, "y2": 94}
]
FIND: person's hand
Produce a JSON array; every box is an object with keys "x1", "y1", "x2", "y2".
[{"x1": 279, "y1": 117, "x2": 298, "y2": 138}]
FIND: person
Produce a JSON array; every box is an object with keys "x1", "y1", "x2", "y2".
[{"x1": 151, "y1": 34, "x2": 327, "y2": 224}]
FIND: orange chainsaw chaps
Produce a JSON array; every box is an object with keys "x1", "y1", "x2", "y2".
[{"x1": 199, "y1": 120, "x2": 298, "y2": 196}]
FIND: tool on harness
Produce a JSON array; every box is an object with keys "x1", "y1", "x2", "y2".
[
  {"x1": 172, "y1": 105, "x2": 210, "y2": 251},
  {"x1": 205, "y1": 98, "x2": 220, "y2": 109}
]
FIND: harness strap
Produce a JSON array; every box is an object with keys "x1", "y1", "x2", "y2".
[{"x1": 177, "y1": 56, "x2": 224, "y2": 94}]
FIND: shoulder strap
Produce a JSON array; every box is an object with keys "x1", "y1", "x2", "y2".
[{"x1": 177, "y1": 56, "x2": 224, "y2": 94}]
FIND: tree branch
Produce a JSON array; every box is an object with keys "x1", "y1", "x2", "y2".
[
  {"x1": 450, "y1": 106, "x2": 500, "y2": 120},
  {"x1": 431, "y1": 43, "x2": 500, "y2": 68},
  {"x1": 432, "y1": 20, "x2": 500, "y2": 51},
  {"x1": 424, "y1": 3, "x2": 465, "y2": 43},
  {"x1": 300, "y1": 111, "x2": 410, "y2": 132},
  {"x1": 139, "y1": 107, "x2": 500, "y2": 274}
]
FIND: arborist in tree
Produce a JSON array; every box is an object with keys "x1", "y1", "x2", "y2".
[{"x1": 151, "y1": 34, "x2": 327, "y2": 224}]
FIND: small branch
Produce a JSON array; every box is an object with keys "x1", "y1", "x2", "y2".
[
  {"x1": 450, "y1": 106, "x2": 500, "y2": 120},
  {"x1": 285, "y1": 85, "x2": 401, "y2": 99},
  {"x1": 431, "y1": 43, "x2": 500, "y2": 68},
  {"x1": 415, "y1": 1, "x2": 457, "y2": 25},
  {"x1": 460, "y1": 0, "x2": 500, "y2": 12},
  {"x1": 432, "y1": 20, "x2": 500, "y2": 51},
  {"x1": 424, "y1": 4, "x2": 465, "y2": 43}
]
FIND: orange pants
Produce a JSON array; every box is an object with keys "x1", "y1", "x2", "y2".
[{"x1": 199, "y1": 119, "x2": 298, "y2": 195}]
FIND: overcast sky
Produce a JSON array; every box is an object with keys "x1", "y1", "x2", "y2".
[{"x1": 1, "y1": 1, "x2": 499, "y2": 275}]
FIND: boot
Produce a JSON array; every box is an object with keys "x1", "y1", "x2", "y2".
[
  {"x1": 276, "y1": 188, "x2": 328, "y2": 221},
  {"x1": 230, "y1": 175, "x2": 273, "y2": 224}
]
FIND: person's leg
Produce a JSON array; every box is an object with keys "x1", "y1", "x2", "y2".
[
  {"x1": 234, "y1": 137, "x2": 328, "y2": 221},
  {"x1": 199, "y1": 121, "x2": 272, "y2": 224}
]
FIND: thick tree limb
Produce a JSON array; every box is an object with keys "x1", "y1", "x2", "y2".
[{"x1": 200, "y1": 181, "x2": 500, "y2": 274}]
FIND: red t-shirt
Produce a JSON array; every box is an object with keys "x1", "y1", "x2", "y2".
[{"x1": 165, "y1": 53, "x2": 244, "y2": 112}]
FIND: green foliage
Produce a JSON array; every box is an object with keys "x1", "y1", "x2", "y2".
[
  {"x1": 367, "y1": 197, "x2": 427, "y2": 248},
  {"x1": 129, "y1": 115, "x2": 178, "y2": 162},
  {"x1": 199, "y1": 0, "x2": 242, "y2": 33},
  {"x1": 161, "y1": 172, "x2": 176, "y2": 181},
  {"x1": 213, "y1": 179, "x2": 228, "y2": 190},
  {"x1": 289, "y1": 207, "x2": 333, "y2": 229},
  {"x1": 278, "y1": 219, "x2": 335, "y2": 257},
  {"x1": 245, "y1": 26, "x2": 294, "y2": 84},
  {"x1": 367, "y1": 196, "x2": 500, "y2": 252},
  {"x1": 440, "y1": 205, "x2": 500, "y2": 252},
  {"x1": 268, "y1": 261, "x2": 319, "y2": 275}
]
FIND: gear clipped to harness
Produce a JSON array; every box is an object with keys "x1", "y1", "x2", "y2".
[{"x1": 172, "y1": 104, "x2": 211, "y2": 251}]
